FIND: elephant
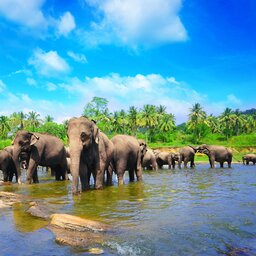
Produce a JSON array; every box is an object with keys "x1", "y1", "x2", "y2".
[
  {"x1": 177, "y1": 145, "x2": 197, "y2": 169},
  {"x1": 142, "y1": 148, "x2": 158, "y2": 171},
  {"x1": 12, "y1": 130, "x2": 68, "y2": 184},
  {"x1": 67, "y1": 117, "x2": 114, "y2": 194},
  {"x1": 110, "y1": 135, "x2": 147, "y2": 185},
  {"x1": 242, "y1": 154, "x2": 256, "y2": 165},
  {"x1": 0, "y1": 146, "x2": 29, "y2": 182},
  {"x1": 154, "y1": 150, "x2": 175, "y2": 169},
  {"x1": 197, "y1": 144, "x2": 232, "y2": 168}
]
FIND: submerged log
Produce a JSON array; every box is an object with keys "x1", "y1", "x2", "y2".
[{"x1": 50, "y1": 213, "x2": 109, "y2": 232}]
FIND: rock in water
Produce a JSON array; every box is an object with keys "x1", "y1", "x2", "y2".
[
  {"x1": 0, "y1": 191, "x2": 28, "y2": 208},
  {"x1": 50, "y1": 213, "x2": 109, "y2": 232},
  {"x1": 27, "y1": 202, "x2": 50, "y2": 219}
]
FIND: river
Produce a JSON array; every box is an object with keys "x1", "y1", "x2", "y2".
[{"x1": 1, "y1": 164, "x2": 256, "y2": 255}]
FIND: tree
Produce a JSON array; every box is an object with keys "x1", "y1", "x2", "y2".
[
  {"x1": 27, "y1": 111, "x2": 41, "y2": 131},
  {"x1": 127, "y1": 106, "x2": 139, "y2": 136},
  {"x1": 10, "y1": 111, "x2": 27, "y2": 130},
  {"x1": 140, "y1": 104, "x2": 158, "y2": 143},
  {"x1": 207, "y1": 114, "x2": 220, "y2": 133},
  {"x1": 44, "y1": 115, "x2": 54, "y2": 123},
  {"x1": 187, "y1": 103, "x2": 208, "y2": 143},
  {"x1": 219, "y1": 108, "x2": 233, "y2": 139},
  {"x1": 0, "y1": 116, "x2": 11, "y2": 139}
]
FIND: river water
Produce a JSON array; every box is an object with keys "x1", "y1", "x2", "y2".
[{"x1": 1, "y1": 164, "x2": 256, "y2": 255}]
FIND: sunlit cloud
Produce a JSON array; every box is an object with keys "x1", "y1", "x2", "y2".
[
  {"x1": 81, "y1": 0, "x2": 187, "y2": 49},
  {"x1": 28, "y1": 48, "x2": 70, "y2": 77},
  {"x1": 57, "y1": 12, "x2": 76, "y2": 37},
  {"x1": 0, "y1": 0, "x2": 47, "y2": 29}
]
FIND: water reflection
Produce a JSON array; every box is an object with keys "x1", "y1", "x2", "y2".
[{"x1": 0, "y1": 164, "x2": 256, "y2": 255}]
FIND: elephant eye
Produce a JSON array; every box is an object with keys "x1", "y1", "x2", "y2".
[{"x1": 80, "y1": 132, "x2": 87, "y2": 142}]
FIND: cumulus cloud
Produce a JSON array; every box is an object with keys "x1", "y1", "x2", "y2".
[
  {"x1": 67, "y1": 51, "x2": 88, "y2": 63},
  {"x1": 28, "y1": 48, "x2": 70, "y2": 77},
  {"x1": 0, "y1": 0, "x2": 47, "y2": 29},
  {"x1": 57, "y1": 12, "x2": 76, "y2": 36},
  {"x1": 0, "y1": 80, "x2": 7, "y2": 92},
  {"x1": 82, "y1": 0, "x2": 187, "y2": 48},
  {"x1": 60, "y1": 73, "x2": 205, "y2": 123}
]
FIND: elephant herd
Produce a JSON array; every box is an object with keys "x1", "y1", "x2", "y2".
[{"x1": 0, "y1": 116, "x2": 255, "y2": 194}]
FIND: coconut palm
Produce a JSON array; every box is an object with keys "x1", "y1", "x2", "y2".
[
  {"x1": 207, "y1": 114, "x2": 220, "y2": 133},
  {"x1": 187, "y1": 103, "x2": 208, "y2": 142},
  {"x1": 10, "y1": 111, "x2": 27, "y2": 130},
  {"x1": 44, "y1": 115, "x2": 54, "y2": 123},
  {"x1": 0, "y1": 116, "x2": 11, "y2": 139},
  {"x1": 127, "y1": 106, "x2": 139, "y2": 136},
  {"x1": 219, "y1": 108, "x2": 234, "y2": 139},
  {"x1": 27, "y1": 111, "x2": 41, "y2": 131}
]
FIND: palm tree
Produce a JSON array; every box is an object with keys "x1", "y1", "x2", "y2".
[
  {"x1": 0, "y1": 116, "x2": 11, "y2": 139},
  {"x1": 44, "y1": 115, "x2": 54, "y2": 123},
  {"x1": 127, "y1": 106, "x2": 138, "y2": 136},
  {"x1": 110, "y1": 110, "x2": 128, "y2": 134},
  {"x1": 27, "y1": 111, "x2": 41, "y2": 131},
  {"x1": 231, "y1": 109, "x2": 245, "y2": 136},
  {"x1": 140, "y1": 104, "x2": 158, "y2": 143},
  {"x1": 158, "y1": 113, "x2": 175, "y2": 132},
  {"x1": 207, "y1": 114, "x2": 220, "y2": 133},
  {"x1": 187, "y1": 103, "x2": 208, "y2": 142},
  {"x1": 219, "y1": 108, "x2": 233, "y2": 139},
  {"x1": 10, "y1": 111, "x2": 27, "y2": 130}
]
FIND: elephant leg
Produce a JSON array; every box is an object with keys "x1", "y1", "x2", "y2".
[
  {"x1": 80, "y1": 164, "x2": 90, "y2": 191},
  {"x1": 246, "y1": 160, "x2": 249, "y2": 165},
  {"x1": 178, "y1": 160, "x2": 182, "y2": 169},
  {"x1": 183, "y1": 159, "x2": 188, "y2": 169},
  {"x1": 135, "y1": 166, "x2": 142, "y2": 182},
  {"x1": 26, "y1": 158, "x2": 38, "y2": 184},
  {"x1": 220, "y1": 162, "x2": 224, "y2": 168},
  {"x1": 209, "y1": 157, "x2": 215, "y2": 168},
  {"x1": 3, "y1": 171, "x2": 9, "y2": 182},
  {"x1": 228, "y1": 161, "x2": 232, "y2": 168},
  {"x1": 129, "y1": 170, "x2": 135, "y2": 182},
  {"x1": 190, "y1": 160, "x2": 195, "y2": 168},
  {"x1": 32, "y1": 169, "x2": 39, "y2": 183}
]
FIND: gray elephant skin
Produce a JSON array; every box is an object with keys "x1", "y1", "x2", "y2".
[
  {"x1": 67, "y1": 117, "x2": 114, "y2": 194},
  {"x1": 154, "y1": 150, "x2": 175, "y2": 169},
  {"x1": 242, "y1": 154, "x2": 256, "y2": 165},
  {"x1": 110, "y1": 135, "x2": 147, "y2": 185},
  {"x1": 142, "y1": 148, "x2": 158, "y2": 171},
  {"x1": 177, "y1": 146, "x2": 197, "y2": 169},
  {"x1": 12, "y1": 131, "x2": 68, "y2": 184},
  {"x1": 198, "y1": 144, "x2": 232, "y2": 168},
  {"x1": 0, "y1": 146, "x2": 29, "y2": 182}
]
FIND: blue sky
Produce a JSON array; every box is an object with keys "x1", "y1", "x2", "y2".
[{"x1": 0, "y1": 0, "x2": 255, "y2": 124}]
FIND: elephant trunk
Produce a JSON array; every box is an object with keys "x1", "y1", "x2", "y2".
[
  {"x1": 12, "y1": 145, "x2": 22, "y2": 184},
  {"x1": 69, "y1": 141, "x2": 82, "y2": 194}
]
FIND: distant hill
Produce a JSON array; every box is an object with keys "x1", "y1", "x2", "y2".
[{"x1": 242, "y1": 108, "x2": 256, "y2": 115}]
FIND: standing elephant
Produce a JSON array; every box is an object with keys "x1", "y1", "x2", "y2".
[
  {"x1": 242, "y1": 154, "x2": 256, "y2": 165},
  {"x1": 0, "y1": 146, "x2": 29, "y2": 182},
  {"x1": 110, "y1": 135, "x2": 147, "y2": 185},
  {"x1": 142, "y1": 148, "x2": 158, "y2": 171},
  {"x1": 67, "y1": 117, "x2": 114, "y2": 194},
  {"x1": 177, "y1": 146, "x2": 197, "y2": 169},
  {"x1": 12, "y1": 131, "x2": 68, "y2": 184},
  {"x1": 197, "y1": 144, "x2": 232, "y2": 168},
  {"x1": 154, "y1": 151, "x2": 175, "y2": 169}
]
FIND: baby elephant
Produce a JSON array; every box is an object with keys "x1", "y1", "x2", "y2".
[{"x1": 242, "y1": 154, "x2": 256, "y2": 165}]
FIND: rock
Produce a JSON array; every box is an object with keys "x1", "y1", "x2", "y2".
[
  {"x1": 26, "y1": 202, "x2": 50, "y2": 219},
  {"x1": 49, "y1": 226, "x2": 106, "y2": 248},
  {"x1": 0, "y1": 191, "x2": 28, "y2": 207},
  {"x1": 50, "y1": 214, "x2": 109, "y2": 232}
]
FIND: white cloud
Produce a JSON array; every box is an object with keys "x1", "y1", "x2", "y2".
[
  {"x1": 0, "y1": 0, "x2": 47, "y2": 29},
  {"x1": 57, "y1": 12, "x2": 76, "y2": 36},
  {"x1": 46, "y1": 82, "x2": 57, "y2": 91},
  {"x1": 67, "y1": 51, "x2": 88, "y2": 63},
  {"x1": 82, "y1": 0, "x2": 187, "y2": 48},
  {"x1": 227, "y1": 94, "x2": 241, "y2": 106},
  {"x1": 60, "y1": 73, "x2": 204, "y2": 123},
  {"x1": 0, "y1": 80, "x2": 6, "y2": 92},
  {"x1": 28, "y1": 48, "x2": 70, "y2": 77},
  {"x1": 26, "y1": 77, "x2": 37, "y2": 86}
]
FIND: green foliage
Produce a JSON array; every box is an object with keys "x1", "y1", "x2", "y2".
[
  {"x1": 36, "y1": 122, "x2": 67, "y2": 141},
  {"x1": 0, "y1": 139, "x2": 12, "y2": 150}
]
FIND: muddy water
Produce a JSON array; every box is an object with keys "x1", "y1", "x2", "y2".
[{"x1": 1, "y1": 164, "x2": 256, "y2": 255}]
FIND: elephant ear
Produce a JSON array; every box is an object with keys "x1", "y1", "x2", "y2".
[
  {"x1": 92, "y1": 122, "x2": 100, "y2": 144},
  {"x1": 28, "y1": 133, "x2": 39, "y2": 146}
]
